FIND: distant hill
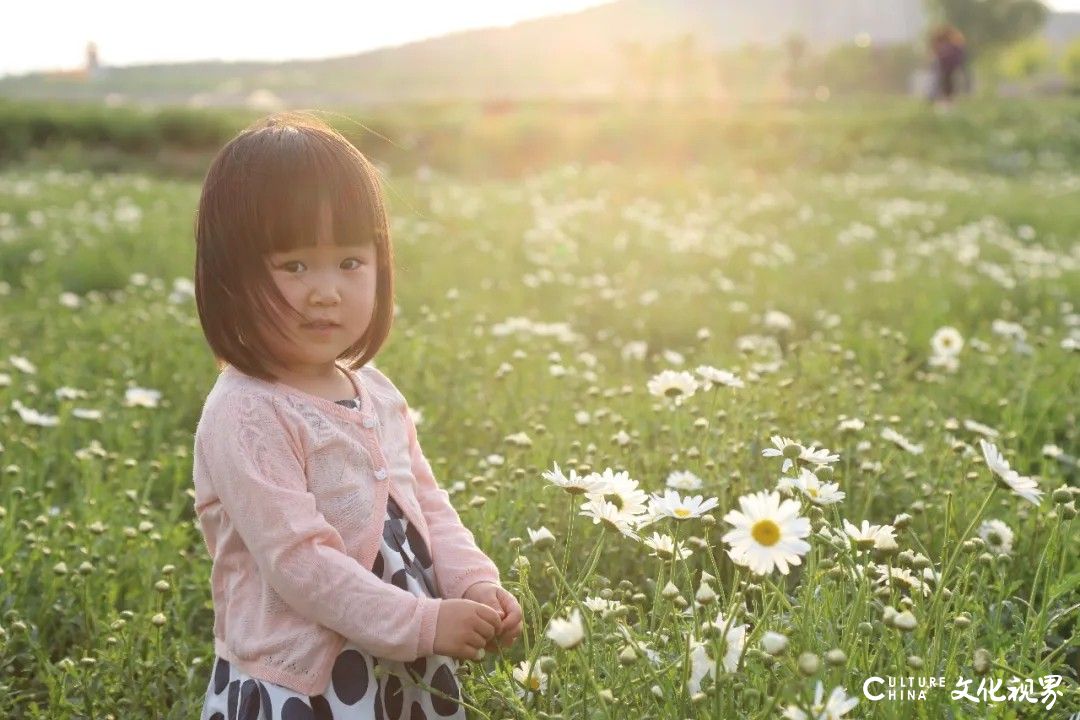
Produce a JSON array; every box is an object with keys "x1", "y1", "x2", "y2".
[{"x1": 1, "y1": 0, "x2": 1076, "y2": 107}]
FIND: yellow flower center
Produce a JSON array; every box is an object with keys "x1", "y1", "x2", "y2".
[
  {"x1": 751, "y1": 519, "x2": 781, "y2": 546},
  {"x1": 528, "y1": 676, "x2": 540, "y2": 690},
  {"x1": 664, "y1": 387, "x2": 684, "y2": 398},
  {"x1": 674, "y1": 508, "x2": 692, "y2": 518}
]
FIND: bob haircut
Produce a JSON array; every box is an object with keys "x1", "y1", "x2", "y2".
[{"x1": 194, "y1": 111, "x2": 395, "y2": 383}]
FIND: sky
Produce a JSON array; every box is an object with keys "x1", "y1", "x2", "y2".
[{"x1": 3, "y1": 0, "x2": 1079, "y2": 78}]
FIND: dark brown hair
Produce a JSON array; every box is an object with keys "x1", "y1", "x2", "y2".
[{"x1": 194, "y1": 111, "x2": 395, "y2": 382}]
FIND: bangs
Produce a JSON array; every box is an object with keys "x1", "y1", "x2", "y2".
[{"x1": 248, "y1": 128, "x2": 387, "y2": 255}]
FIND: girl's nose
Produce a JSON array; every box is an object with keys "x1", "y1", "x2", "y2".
[{"x1": 306, "y1": 276, "x2": 341, "y2": 304}]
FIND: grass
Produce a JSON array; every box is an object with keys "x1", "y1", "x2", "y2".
[{"x1": 0, "y1": 99, "x2": 1077, "y2": 718}]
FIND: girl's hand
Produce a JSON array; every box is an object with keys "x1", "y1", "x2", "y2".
[
  {"x1": 461, "y1": 581, "x2": 523, "y2": 650},
  {"x1": 432, "y1": 599, "x2": 501, "y2": 661}
]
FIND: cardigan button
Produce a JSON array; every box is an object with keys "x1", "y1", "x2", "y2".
[
  {"x1": 363, "y1": 417, "x2": 376, "y2": 428},
  {"x1": 374, "y1": 467, "x2": 388, "y2": 480}
]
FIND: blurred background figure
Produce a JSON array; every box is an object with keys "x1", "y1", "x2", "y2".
[{"x1": 929, "y1": 24, "x2": 968, "y2": 109}]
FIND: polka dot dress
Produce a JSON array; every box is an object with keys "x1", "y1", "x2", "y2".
[{"x1": 200, "y1": 393, "x2": 465, "y2": 720}]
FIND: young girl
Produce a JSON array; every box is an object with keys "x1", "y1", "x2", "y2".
[{"x1": 191, "y1": 112, "x2": 523, "y2": 720}]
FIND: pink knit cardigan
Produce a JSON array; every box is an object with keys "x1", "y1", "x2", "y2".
[{"x1": 191, "y1": 361, "x2": 502, "y2": 696}]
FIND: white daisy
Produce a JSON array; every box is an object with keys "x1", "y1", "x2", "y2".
[
  {"x1": 762, "y1": 435, "x2": 803, "y2": 472},
  {"x1": 72, "y1": 408, "x2": 103, "y2": 421},
  {"x1": 59, "y1": 292, "x2": 82, "y2": 309},
  {"x1": 579, "y1": 497, "x2": 640, "y2": 540},
  {"x1": 880, "y1": 427, "x2": 924, "y2": 455},
  {"x1": 582, "y1": 596, "x2": 624, "y2": 614},
  {"x1": 783, "y1": 681, "x2": 859, "y2": 720},
  {"x1": 641, "y1": 532, "x2": 694, "y2": 561},
  {"x1": 512, "y1": 658, "x2": 549, "y2": 699},
  {"x1": 504, "y1": 431, "x2": 533, "y2": 447},
  {"x1": 709, "y1": 611, "x2": 747, "y2": 673},
  {"x1": 777, "y1": 467, "x2": 846, "y2": 506},
  {"x1": 541, "y1": 462, "x2": 607, "y2": 496},
  {"x1": 930, "y1": 326, "x2": 964, "y2": 357},
  {"x1": 763, "y1": 310, "x2": 794, "y2": 331},
  {"x1": 962, "y1": 419, "x2": 999, "y2": 438},
  {"x1": 686, "y1": 635, "x2": 715, "y2": 695},
  {"x1": 837, "y1": 417, "x2": 865, "y2": 433},
  {"x1": 585, "y1": 468, "x2": 650, "y2": 517},
  {"x1": 526, "y1": 526, "x2": 556, "y2": 550},
  {"x1": 546, "y1": 608, "x2": 584, "y2": 650},
  {"x1": 9, "y1": 355, "x2": 36, "y2": 374},
  {"x1": 12, "y1": 400, "x2": 59, "y2": 427},
  {"x1": 800, "y1": 444, "x2": 841, "y2": 466},
  {"x1": 979, "y1": 440, "x2": 1043, "y2": 505},
  {"x1": 978, "y1": 519, "x2": 1014, "y2": 555},
  {"x1": 666, "y1": 470, "x2": 703, "y2": 491},
  {"x1": 124, "y1": 387, "x2": 161, "y2": 408},
  {"x1": 722, "y1": 491, "x2": 811, "y2": 576},
  {"x1": 648, "y1": 489, "x2": 719, "y2": 521},
  {"x1": 842, "y1": 519, "x2": 897, "y2": 552},
  {"x1": 694, "y1": 365, "x2": 744, "y2": 390},
  {"x1": 873, "y1": 564, "x2": 931, "y2": 597},
  {"x1": 646, "y1": 370, "x2": 698, "y2": 406},
  {"x1": 763, "y1": 435, "x2": 840, "y2": 472},
  {"x1": 55, "y1": 386, "x2": 88, "y2": 400},
  {"x1": 928, "y1": 352, "x2": 959, "y2": 373}
]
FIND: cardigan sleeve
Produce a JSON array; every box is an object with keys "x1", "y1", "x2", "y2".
[
  {"x1": 198, "y1": 390, "x2": 441, "y2": 661},
  {"x1": 402, "y1": 403, "x2": 502, "y2": 600}
]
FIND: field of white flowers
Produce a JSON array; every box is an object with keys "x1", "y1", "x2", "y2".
[{"x1": 0, "y1": 110, "x2": 1078, "y2": 718}]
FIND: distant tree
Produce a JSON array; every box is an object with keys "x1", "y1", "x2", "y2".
[
  {"x1": 784, "y1": 34, "x2": 808, "y2": 94},
  {"x1": 924, "y1": 0, "x2": 1048, "y2": 59},
  {"x1": 1063, "y1": 37, "x2": 1080, "y2": 91},
  {"x1": 997, "y1": 37, "x2": 1051, "y2": 80}
]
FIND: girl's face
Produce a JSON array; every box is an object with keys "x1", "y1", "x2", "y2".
[{"x1": 258, "y1": 203, "x2": 378, "y2": 380}]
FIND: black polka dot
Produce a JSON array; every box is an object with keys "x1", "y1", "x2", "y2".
[
  {"x1": 391, "y1": 568, "x2": 409, "y2": 591},
  {"x1": 238, "y1": 679, "x2": 261, "y2": 720},
  {"x1": 311, "y1": 694, "x2": 333, "y2": 720},
  {"x1": 372, "y1": 551, "x2": 385, "y2": 578},
  {"x1": 209, "y1": 714, "x2": 224, "y2": 720},
  {"x1": 383, "y1": 672, "x2": 405, "y2": 719},
  {"x1": 387, "y1": 499, "x2": 404, "y2": 520},
  {"x1": 430, "y1": 665, "x2": 460, "y2": 716},
  {"x1": 258, "y1": 680, "x2": 272, "y2": 717},
  {"x1": 410, "y1": 700, "x2": 427, "y2": 720},
  {"x1": 213, "y1": 657, "x2": 230, "y2": 694},
  {"x1": 227, "y1": 679, "x2": 240, "y2": 720},
  {"x1": 405, "y1": 523, "x2": 432, "y2": 568},
  {"x1": 405, "y1": 656, "x2": 427, "y2": 679},
  {"x1": 384, "y1": 519, "x2": 406, "y2": 552},
  {"x1": 281, "y1": 696, "x2": 314, "y2": 720},
  {"x1": 332, "y1": 648, "x2": 369, "y2": 705}
]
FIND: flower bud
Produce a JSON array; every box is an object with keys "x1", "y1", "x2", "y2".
[
  {"x1": 893, "y1": 611, "x2": 917, "y2": 631},
  {"x1": 973, "y1": 648, "x2": 991, "y2": 675},
  {"x1": 825, "y1": 649, "x2": 847, "y2": 666},
  {"x1": 797, "y1": 652, "x2": 820, "y2": 675},
  {"x1": 761, "y1": 631, "x2": 789, "y2": 656}
]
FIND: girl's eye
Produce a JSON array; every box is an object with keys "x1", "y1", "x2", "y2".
[{"x1": 276, "y1": 258, "x2": 366, "y2": 273}]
